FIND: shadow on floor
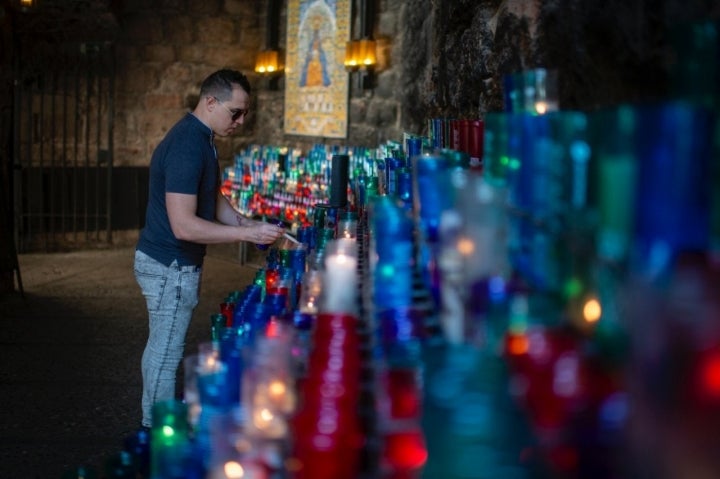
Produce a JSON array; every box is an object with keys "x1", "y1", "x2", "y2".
[{"x1": 0, "y1": 245, "x2": 259, "y2": 478}]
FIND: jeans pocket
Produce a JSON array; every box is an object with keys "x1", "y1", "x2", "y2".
[
  {"x1": 180, "y1": 270, "x2": 202, "y2": 311},
  {"x1": 134, "y1": 250, "x2": 168, "y2": 313}
]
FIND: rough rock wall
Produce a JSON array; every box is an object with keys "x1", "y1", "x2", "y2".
[
  {"x1": 113, "y1": 0, "x2": 264, "y2": 165},
  {"x1": 399, "y1": 0, "x2": 719, "y2": 137},
  {"x1": 77, "y1": 0, "x2": 720, "y2": 160}
]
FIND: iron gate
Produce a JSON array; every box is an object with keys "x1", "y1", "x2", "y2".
[{"x1": 13, "y1": 41, "x2": 115, "y2": 252}]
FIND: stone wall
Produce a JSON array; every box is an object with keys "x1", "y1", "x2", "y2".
[
  {"x1": 3, "y1": 0, "x2": 719, "y2": 169},
  {"x1": 112, "y1": 0, "x2": 720, "y2": 171},
  {"x1": 111, "y1": 0, "x2": 414, "y2": 165},
  {"x1": 113, "y1": 0, "x2": 263, "y2": 167}
]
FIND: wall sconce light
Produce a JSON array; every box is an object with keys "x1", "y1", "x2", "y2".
[
  {"x1": 344, "y1": 38, "x2": 376, "y2": 71},
  {"x1": 345, "y1": 0, "x2": 376, "y2": 89},
  {"x1": 358, "y1": 38, "x2": 377, "y2": 67},
  {"x1": 19, "y1": 0, "x2": 35, "y2": 9},
  {"x1": 255, "y1": 50, "x2": 283, "y2": 75},
  {"x1": 255, "y1": 0, "x2": 283, "y2": 90},
  {"x1": 344, "y1": 40, "x2": 360, "y2": 70}
]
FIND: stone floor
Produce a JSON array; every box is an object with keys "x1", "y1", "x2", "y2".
[{"x1": 0, "y1": 244, "x2": 260, "y2": 479}]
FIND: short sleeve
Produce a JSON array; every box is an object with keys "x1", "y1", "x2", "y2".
[{"x1": 164, "y1": 133, "x2": 205, "y2": 195}]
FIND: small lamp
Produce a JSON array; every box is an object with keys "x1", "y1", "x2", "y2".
[
  {"x1": 254, "y1": 51, "x2": 267, "y2": 73},
  {"x1": 344, "y1": 38, "x2": 376, "y2": 89},
  {"x1": 255, "y1": 50, "x2": 283, "y2": 74},
  {"x1": 345, "y1": 0, "x2": 377, "y2": 89},
  {"x1": 344, "y1": 40, "x2": 360, "y2": 71},
  {"x1": 344, "y1": 39, "x2": 376, "y2": 71},
  {"x1": 358, "y1": 38, "x2": 377, "y2": 68},
  {"x1": 256, "y1": 0, "x2": 283, "y2": 90}
]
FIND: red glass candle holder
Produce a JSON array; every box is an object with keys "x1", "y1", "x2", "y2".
[
  {"x1": 382, "y1": 366, "x2": 422, "y2": 420},
  {"x1": 219, "y1": 302, "x2": 235, "y2": 327},
  {"x1": 382, "y1": 428, "x2": 428, "y2": 477}
]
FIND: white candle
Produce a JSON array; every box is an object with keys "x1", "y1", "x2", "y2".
[
  {"x1": 338, "y1": 219, "x2": 358, "y2": 239},
  {"x1": 207, "y1": 459, "x2": 267, "y2": 479},
  {"x1": 299, "y1": 270, "x2": 322, "y2": 314},
  {"x1": 321, "y1": 240, "x2": 358, "y2": 314}
]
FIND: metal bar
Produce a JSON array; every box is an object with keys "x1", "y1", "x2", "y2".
[
  {"x1": 84, "y1": 46, "x2": 91, "y2": 241},
  {"x1": 24, "y1": 70, "x2": 32, "y2": 248},
  {"x1": 39, "y1": 74, "x2": 47, "y2": 250},
  {"x1": 12, "y1": 41, "x2": 22, "y2": 253},
  {"x1": 95, "y1": 49, "x2": 102, "y2": 241},
  {"x1": 50, "y1": 67, "x2": 57, "y2": 243},
  {"x1": 61, "y1": 45, "x2": 69, "y2": 234},
  {"x1": 106, "y1": 43, "x2": 115, "y2": 243},
  {"x1": 73, "y1": 51, "x2": 81, "y2": 242}
]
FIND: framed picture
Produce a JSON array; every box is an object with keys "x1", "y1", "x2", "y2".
[{"x1": 284, "y1": 0, "x2": 351, "y2": 138}]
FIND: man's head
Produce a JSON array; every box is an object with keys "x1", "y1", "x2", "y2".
[
  {"x1": 196, "y1": 69, "x2": 252, "y2": 137},
  {"x1": 199, "y1": 69, "x2": 251, "y2": 100}
]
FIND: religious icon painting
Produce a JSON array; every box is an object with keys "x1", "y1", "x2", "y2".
[{"x1": 284, "y1": 0, "x2": 351, "y2": 138}]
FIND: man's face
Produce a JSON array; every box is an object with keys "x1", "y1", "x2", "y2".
[{"x1": 212, "y1": 86, "x2": 250, "y2": 137}]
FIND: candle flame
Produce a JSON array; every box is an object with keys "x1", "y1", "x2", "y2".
[
  {"x1": 223, "y1": 460, "x2": 245, "y2": 478},
  {"x1": 260, "y1": 408, "x2": 274, "y2": 421},
  {"x1": 269, "y1": 380, "x2": 287, "y2": 397},
  {"x1": 507, "y1": 334, "x2": 529, "y2": 355},
  {"x1": 457, "y1": 237, "x2": 475, "y2": 256},
  {"x1": 583, "y1": 298, "x2": 602, "y2": 323}
]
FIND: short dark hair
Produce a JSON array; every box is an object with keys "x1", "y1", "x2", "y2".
[{"x1": 199, "y1": 69, "x2": 251, "y2": 101}]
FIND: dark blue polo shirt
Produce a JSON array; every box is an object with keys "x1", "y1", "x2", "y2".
[{"x1": 137, "y1": 113, "x2": 218, "y2": 266}]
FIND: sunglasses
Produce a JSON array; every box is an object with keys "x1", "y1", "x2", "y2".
[{"x1": 212, "y1": 96, "x2": 248, "y2": 122}]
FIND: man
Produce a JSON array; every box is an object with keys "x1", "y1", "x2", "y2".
[{"x1": 134, "y1": 69, "x2": 284, "y2": 428}]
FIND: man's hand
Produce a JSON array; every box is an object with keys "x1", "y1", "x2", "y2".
[{"x1": 242, "y1": 218, "x2": 285, "y2": 245}]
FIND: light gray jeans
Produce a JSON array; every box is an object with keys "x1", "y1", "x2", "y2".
[{"x1": 134, "y1": 249, "x2": 202, "y2": 427}]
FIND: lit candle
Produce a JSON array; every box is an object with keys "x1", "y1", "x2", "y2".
[
  {"x1": 206, "y1": 459, "x2": 267, "y2": 479},
  {"x1": 535, "y1": 100, "x2": 548, "y2": 115},
  {"x1": 250, "y1": 404, "x2": 287, "y2": 439},
  {"x1": 299, "y1": 270, "x2": 322, "y2": 314},
  {"x1": 321, "y1": 239, "x2": 359, "y2": 315},
  {"x1": 338, "y1": 218, "x2": 358, "y2": 239},
  {"x1": 151, "y1": 400, "x2": 190, "y2": 478}
]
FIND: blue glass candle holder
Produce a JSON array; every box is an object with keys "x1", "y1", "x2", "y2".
[
  {"x1": 412, "y1": 153, "x2": 453, "y2": 243},
  {"x1": 632, "y1": 101, "x2": 714, "y2": 278}
]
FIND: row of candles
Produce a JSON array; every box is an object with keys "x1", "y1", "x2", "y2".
[
  {"x1": 66, "y1": 19, "x2": 720, "y2": 474},
  {"x1": 137, "y1": 135, "x2": 470, "y2": 478},
  {"x1": 64, "y1": 97, "x2": 720, "y2": 477},
  {"x1": 142, "y1": 197, "x2": 374, "y2": 478},
  {"x1": 219, "y1": 137, "x2": 485, "y2": 228},
  {"x1": 63, "y1": 89, "x2": 720, "y2": 475},
  {"x1": 220, "y1": 144, "x2": 378, "y2": 226},
  {"x1": 419, "y1": 97, "x2": 720, "y2": 477}
]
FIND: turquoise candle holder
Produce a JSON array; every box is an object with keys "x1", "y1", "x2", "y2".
[
  {"x1": 150, "y1": 399, "x2": 190, "y2": 479},
  {"x1": 590, "y1": 105, "x2": 638, "y2": 264}
]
